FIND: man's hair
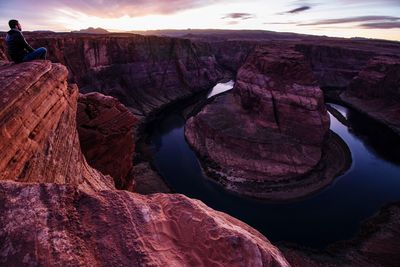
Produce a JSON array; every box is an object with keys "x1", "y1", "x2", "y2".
[{"x1": 8, "y1": 19, "x2": 19, "y2": 29}]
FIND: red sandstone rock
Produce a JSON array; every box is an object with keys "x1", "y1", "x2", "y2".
[
  {"x1": 131, "y1": 162, "x2": 171, "y2": 194},
  {"x1": 185, "y1": 47, "x2": 346, "y2": 200},
  {"x1": 77, "y1": 92, "x2": 138, "y2": 189},
  {"x1": 0, "y1": 59, "x2": 290, "y2": 267},
  {"x1": 341, "y1": 56, "x2": 400, "y2": 135},
  {"x1": 0, "y1": 34, "x2": 226, "y2": 117},
  {"x1": 0, "y1": 181, "x2": 290, "y2": 266},
  {"x1": 0, "y1": 61, "x2": 113, "y2": 192}
]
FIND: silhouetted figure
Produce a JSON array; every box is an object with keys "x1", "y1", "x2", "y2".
[{"x1": 5, "y1": 19, "x2": 47, "y2": 63}]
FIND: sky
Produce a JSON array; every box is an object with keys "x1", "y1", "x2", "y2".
[{"x1": 0, "y1": 0, "x2": 399, "y2": 41}]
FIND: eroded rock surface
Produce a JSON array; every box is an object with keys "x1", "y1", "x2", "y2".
[
  {"x1": 131, "y1": 162, "x2": 171, "y2": 194},
  {"x1": 0, "y1": 61, "x2": 113, "y2": 191},
  {"x1": 341, "y1": 56, "x2": 400, "y2": 135},
  {"x1": 0, "y1": 181, "x2": 290, "y2": 267},
  {"x1": 185, "y1": 47, "x2": 350, "y2": 200},
  {"x1": 0, "y1": 34, "x2": 226, "y2": 119},
  {"x1": 77, "y1": 92, "x2": 138, "y2": 189},
  {"x1": 0, "y1": 60, "x2": 290, "y2": 267}
]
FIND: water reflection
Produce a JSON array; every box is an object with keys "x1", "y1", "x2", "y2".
[
  {"x1": 207, "y1": 80, "x2": 234, "y2": 98},
  {"x1": 149, "y1": 92, "x2": 400, "y2": 249}
]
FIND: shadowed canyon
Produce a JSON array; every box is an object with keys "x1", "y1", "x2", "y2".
[{"x1": 0, "y1": 30, "x2": 400, "y2": 266}]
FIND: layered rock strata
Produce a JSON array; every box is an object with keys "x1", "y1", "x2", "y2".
[
  {"x1": 0, "y1": 61, "x2": 290, "y2": 266},
  {"x1": 1, "y1": 34, "x2": 226, "y2": 118},
  {"x1": 295, "y1": 44, "x2": 374, "y2": 88},
  {"x1": 341, "y1": 56, "x2": 400, "y2": 135},
  {"x1": 186, "y1": 47, "x2": 350, "y2": 200},
  {"x1": 0, "y1": 61, "x2": 113, "y2": 191},
  {"x1": 77, "y1": 92, "x2": 138, "y2": 189}
]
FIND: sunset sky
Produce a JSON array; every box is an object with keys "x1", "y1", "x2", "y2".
[{"x1": 0, "y1": 0, "x2": 399, "y2": 40}]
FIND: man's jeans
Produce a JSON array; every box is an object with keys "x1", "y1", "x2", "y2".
[{"x1": 23, "y1": 47, "x2": 47, "y2": 62}]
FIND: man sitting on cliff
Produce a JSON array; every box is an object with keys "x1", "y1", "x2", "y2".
[{"x1": 5, "y1": 19, "x2": 47, "y2": 63}]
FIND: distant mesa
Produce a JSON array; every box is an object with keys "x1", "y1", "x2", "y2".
[{"x1": 72, "y1": 27, "x2": 109, "y2": 34}]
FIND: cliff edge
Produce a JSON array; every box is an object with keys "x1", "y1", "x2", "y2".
[{"x1": 0, "y1": 61, "x2": 289, "y2": 266}]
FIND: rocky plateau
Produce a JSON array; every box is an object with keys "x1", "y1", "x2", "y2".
[{"x1": 0, "y1": 30, "x2": 399, "y2": 266}]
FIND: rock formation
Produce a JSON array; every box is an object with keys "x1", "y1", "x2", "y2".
[
  {"x1": 0, "y1": 180, "x2": 289, "y2": 267},
  {"x1": 282, "y1": 202, "x2": 400, "y2": 267},
  {"x1": 185, "y1": 47, "x2": 350, "y2": 200},
  {"x1": 341, "y1": 56, "x2": 400, "y2": 135},
  {"x1": 295, "y1": 44, "x2": 374, "y2": 88},
  {"x1": 77, "y1": 92, "x2": 138, "y2": 189},
  {"x1": 0, "y1": 61, "x2": 113, "y2": 192},
  {"x1": 0, "y1": 33, "x2": 226, "y2": 118},
  {"x1": 0, "y1": 60, "x2": 290, "y2": 266},
  {"x1": 131, "y1": 162, "x2": 171, "y2": 194}
]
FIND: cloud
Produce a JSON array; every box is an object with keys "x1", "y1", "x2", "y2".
[
  {"x1": 298, "y1": 16, "x2": 400, "y2": 26},
  {"x1": 222, "y1": 13, "x2": 255, "y2": 20},
  {"x1": 285, "y1": 6, "x2": 311, "y2": 14},
  {"x1": 1, "y1": 0, "x2": 221, "y2": 18},
  {"x1": 360, "y1": 22, "x2": 400, "y2": 29},
  {"x1": 339, "y1": 0, "x2": 400, "y2": 6}
]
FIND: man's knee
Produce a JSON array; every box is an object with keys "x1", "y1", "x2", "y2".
[{"x1": 38, "y1": 47, "x2": 47, "y2": 55}]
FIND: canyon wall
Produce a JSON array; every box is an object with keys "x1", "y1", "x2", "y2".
[
  {"x1": 1, "y1": 33, "x2": 226, "y2": 119},
  {"x1": 295, "y1": 44, "x2": 375, "y2": 88},
  {"x1": 341, "y1": 55, "x2": 400, "y2": 135},
  {"x1": 0, "y1": 60, "x2": 290, "y2": 266},
  {"x1": 77, "y1": 92, "x2": 138, "y2": 189},
  {"x1": 0, "y1": 61, "x2": 114, "y2": 191}
]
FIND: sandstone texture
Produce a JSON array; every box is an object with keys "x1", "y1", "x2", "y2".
[
  {"x1": 77, "y1": 92, "x2": 138, "y2": 189},
  {"x1": 341, "y1": 56, "x2": 400, "y2": 135},
  {"x1": 1, "y1": 33, "x2": 226, "y2": 119},
  {"x1": 0, "y1": 180, "x2": 289, "y2": 267},
  {"x1": 131, "y1": 162, "x2": 171, "y2": 194},
  {"x1": 0, "y1": 60, "x2": 290, "y2": 266},
  {"x1": 185, "y1": 47, "x2": 351, "y2": 200},
  {"x1": 0, "y1": 61, "x2": 113, "y2": 191},
  {"x1": 295, "y1": 44, "x2": 374, "y2": 88}
]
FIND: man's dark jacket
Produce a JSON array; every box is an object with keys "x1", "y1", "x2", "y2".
[{"x1": 5, "y1": 29, "x2": 34, "y2": 63}]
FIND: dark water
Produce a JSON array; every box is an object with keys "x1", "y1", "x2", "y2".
[{"x1": 148, "y1": 85, "x2": 400, "y2": 249}]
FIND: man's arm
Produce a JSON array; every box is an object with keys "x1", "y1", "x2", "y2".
[{"x1": 15, "y1": 32, "x2": 34, "y2": 52}]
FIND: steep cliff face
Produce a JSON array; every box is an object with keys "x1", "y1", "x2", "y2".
[
  {"x1": 295, "y1": 44, "x2": 374, "y2": 88},
  {"x1": 77, "y1": 92, "x2": 138, "y2": 189},
  {"x1": 185, "y1": 47, "x2": 350, "y2": 200},
  {"x1": 0, "y1": 61, "x2": 113, "y2": 191},
  {"x1": 0, "y1": 61, "x2": 290, "y2": 266},
  {"x1": 210, "y1": 41, "x2": 257, "y2": 73},
  {"x1": 4, "y1": 34, "x2": 226, "y2": 118},
  {"x1": 341, "y1": 56, "x2": 400, "y2": 135}
]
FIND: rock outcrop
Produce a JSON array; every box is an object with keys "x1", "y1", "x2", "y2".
[
  {"x1": 295, "y1": 44, "x2": 374, "y2": 88},
  {"x1": 341, "y1": 56, "x2": 400, "y2": 135},
  {"x1": 0, "y1": 181, "x2": 289, "y2": 267},
  {"x1": 186, "y1": 47, "x2": 350, "y2": 200},
  {"x1": 1, "y1": 33, "x2": 226, "y2": 119},
  {"x1": 77, "y1": 92, "x2": 138, "y2": 189},
  {"x1": 131, "y1": 162, "x2": 171, "y2": 194},
  {"x1": 282, "y1": 202, "x2": 400, "y2": 267},
  {"x1": 0, "y1": 61, "x2": 290, "y2": 266},
  {"x1": 0, "y1": 61, "x2": 113, "y2": 191}
]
